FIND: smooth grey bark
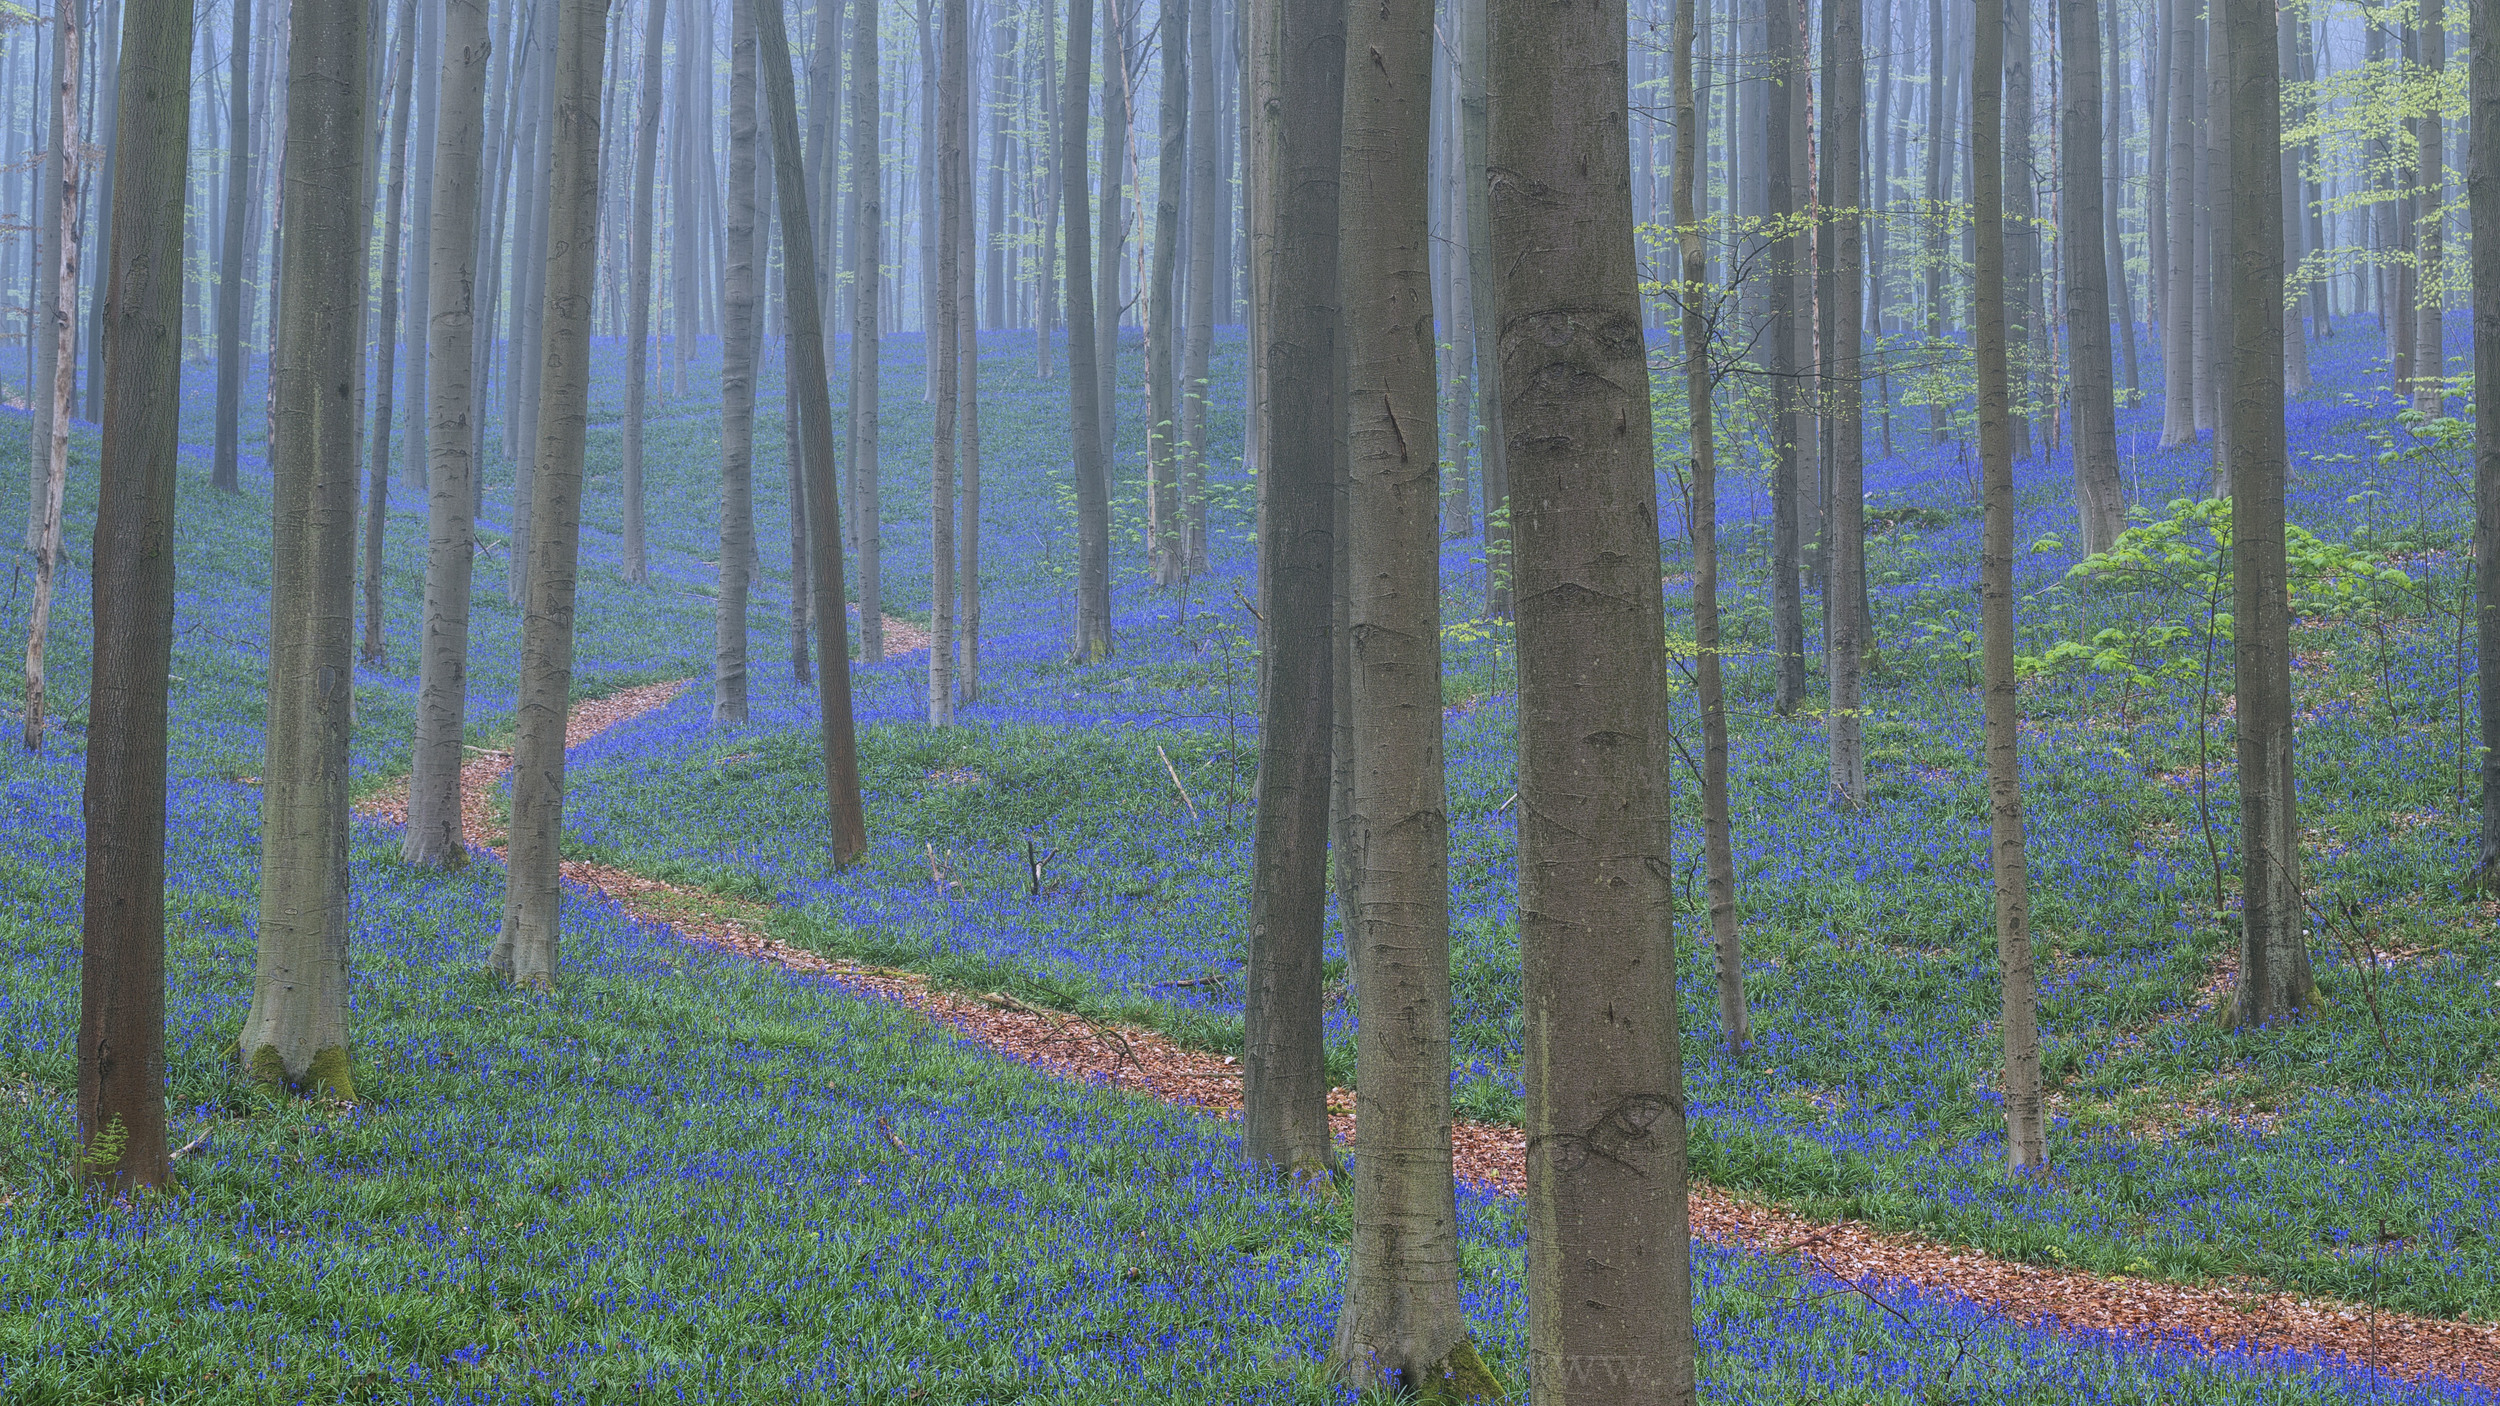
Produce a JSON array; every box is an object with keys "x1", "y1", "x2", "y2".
[
  {"x1": 213, "y1": 0, "x2": 250, "y2": 493},
  {"x1": 670, "y1": 0, "x2": 695, "y2": 395},
  {"x1": 1329, "y1": 0, "x2": 1487, "y2": 1392},
  {"x1": 360, "y1": 0, "x2": 418, "y2": 668},
  {"x1": 1144, "y1": 0, "x2": 1185, "y2": 587},
  {"x1": 927, "y1": 0, "x2": 964, "y2": 724},
  {"x1": 714, "y1": 0, "x2": 759, "y2": 726},
  {"x1": 402, "y1": 0, "x2": 492, "y2": 873},
  {"x1": 1765, "y1": 0, "x2": 1805, "y2": 715},
  {"x1": 2061, "y1": 0, "x2": 2123, "y2": 554},
  {"x1": 492, "y1": 0, "x2": 612, "y2": 987},
  {"x1": 2413, "y1": 0, "x2": 2447, "y2": 411},
  {"x1": 24, "y1": 0, "x2": 66, "y2": 546},
  {"x1": 1092, "y1": 0, "x2": 1129, "y2": 465},
  {"x1": 400, "y1": 0, "x2": 439, "y2": 490},
  {"x1": 2160, "y1": 0, "x2": 2195, "y2": 446},
  {"x1": 1178, "y1": 0, "x2": 1215, "y2": 571},
  {"x1": 2472, "y1": 0, "x2": 2500, "y2": 889},
  {"x1": 1065, "y1": 0, "x2": 1112, "y2": 659},
  {"x1": 242, "y1": 0, "x2": 369, "y2": 1096},
  {"x1": 1460, "y1": 0, "x2": 1504, "y2": 615},
  {"x1": 621, "y1": 0, "x2": 664, "y2": 583},
  {"x1": 1497, "y1": 0, "x2": 1699, "y2": 1390},
  {"x1": 1826, "y1": 0, "x2": 1865, "y2": 803},
  {"x1": 956, "y1": 105, "x2": 980, "y2": 706},
  {"x1": 2276, "y1": 3, "x2": 2310, "y2": 395},
  {"x1": 852, "y1": 0, "x2": 885, "y2": 660},
  {"x1": 79, "y1": 0, "x2": 118, "y2": 427},
  {"x1": 1679, "y1": 0, "x2": 1747, "y2": 1055},
  {"x1": 1240, "y1": 0, "x2": 1341, "y2": 1183},
  {"x1": 2203, "y1": 7, "x2": 2232, "y2": 473},
  {"x1": 77, "y1": 0, "x2": 188, "y2": 1194},
  {"x1": 1923, "y1": 0, "x2": 1944, "y2": 439},
  {"x1": 1034, "y1": 0, "x2": 1059, "y2": 378},
  {"x1": 2222, "y1": 0, "x2": 2312, "y2": 1027},
  {"x1": 753, "y1": 0, "x2": 869, "y2": 862},
  {"x1": 2107, "y1": 0, "x2": 2142, "y2": 405},
  {"x1": 19, "y1": 0, "x2": 74, "y2": 753},
  {"x1": 2003, "y1": 0, "x2": 2039, "y2": 457},
  {"x1": 1974, "y1": 0, "x2": 2045, "y2": 1171}
]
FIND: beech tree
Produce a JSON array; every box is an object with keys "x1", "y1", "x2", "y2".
[
  {"x1": 1764, "y1": 0, "x2": 1806, "y2": 715},
  {"x1": 77, "y1": 0, "x2": 190, "y2": 1193},
  {"x1": 360, "y1": 0, "x2": 420, "y2": 667},
  {"x1": 1973, "y1": 0, "x2": 2045, "y2": 1170},
  {"x1": 714, "y1": 0, "x2": 761, "y2": 726},
  {"x1": 1144, "y1": 0, "x2": 1187, "y2": 587},
  {"x1": 492, "y1": 0, "x2": 613, "y2": 986},
  {"x1": 853, "y1": 0, "x2": 885, "y2": 660},
  {"x1": 1329, "y1": 0, "x2": 1489, "y2": 1391},
  {"x1": 212, "y1": 0, "x2": 250, "y2": 494},
  {"x1": 2222, "y1": 0, "x2": 2311, "y2": 1027},
  {"x1": 1179, "y1": 0, "x2": 1216, "y2": 571},
  {"x1": 1497, "y1": 0, "x2": 1698, "y2": 1392},
  {"x1": 1064, "y1": 0, "x2": 1113, "y2": 659},
  {"x1": 2472, "y1": 0, "x2": 2500, "y2": 890},
  {"x1": 1239, "y1": 0, "x2": 1342, "y2": 1182},
  {"x1": 242, "y1": 0, "x2": 369, "y2": 1095},
  {"x1": 2060, "y1": 0, "x2": 2123, "y2": 553},
  {"x1": 402, "y1": 0, "x2": 494, "y2": 872},
  {"x1": 1825, "y1": 0, "x2": 1865, "y2": 805},
  {"x1": 621, "y1": 0, "x2": 665, "y2": 583},
  {"x1": 752, "y1": 0, "x2": 868, "y2": 865},
  {"x1": 929, "y1": 0, "x2": 966, "y2": 724},
  {"x1": 20, "y1": 0, "x2": 76, "y2": 754}
]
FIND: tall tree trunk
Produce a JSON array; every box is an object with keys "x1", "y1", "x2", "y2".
[
  {"x1": 852, "y1": 0, "x2": 886, "y2": 660},
  {"x1": 2203, "y1": 5, "x2": 2232, "y2": 479},
  {"x1": 2302, "y1": 14, "x2": 2330, "y2": 341},
  {"x1": 754, "y1": 0, "x2": 868, "y2": 861},
  {"x1": 1144, "y1": 0, "x2": 1185, "y2": 587},
  {"x1": 360, "y1": 0, "x2": 419, "y2": 667},
  {"x1": 19, "y1": 0, "x2": 74, "y2": 753},
  {"x1": 76, "y1": 0, "x2": 188, "y2": 1194},
  {"x1": 1240, "y1": 0, "x2": 1341, "y2": 1183},
  {"x1": 1974, "y1": 0, "x2": 2046, "y2": 1171},
  {"x1": 2160, "y1": 0, "x2": 2195, "y2": 446},
  {"x1": 1766, "y1": 0, "x2": 1806, "y2": 714},
  {"x1": 1680, "y1": 0, "x2": 1749, "y2": 1061},
  {"x1": 2061, "y1": 0, "x2": 2122, "y2": 554},
  {"x1": 1065, "y1": 0, "x2": 1113, "y2": 658},
  {"x1": 2274, "y1": 2, "x2": 2310, "y2": 395},
  {"x1": 1500, "y1": 0, "x2": 1699, "y2": 1391},
  {"x1": 2106, "y1": 0, "x2": 2141, "y2": 405},
  {"x1": 242, "y1": 0, "x2": 369, "y2": 1095},
  {"x1": 2472, "y1": 0, "x2": 2500, "y2": 889},
  {"x1": 1459, "y1": 0, "x2": 1504, "y2": 615},
  {"x1": 1093, "y1": 0, "x2": 1130, "y2": 465},
  {"x1": 1179, "y1": 0, "x2": 1215, "y2": 571},
  {"x1": 622, "y1": 0, "x2": 665, "y2": 583},
  {"x1": 1330, "y1": 0, "x2": 1488, "y2": 1392},
  {"x1": 1035, "y1": 0, "x2": 1059, "y2": 378},
  {"x1": 2222, "y1": 0, "x2": 2311, "y2": 1027},
  {"x1": 400, "y1": 0, "x2": 439, "y2": 489},
  {"x1": 956, "y1": 106, "x2": 980, "y2": 705},
  {"x1": 401, "y1": 0, "x2": 492, "y2": 872},
  {"x1": 1924, "y1": 0, "x2": 1944, "y2": 441},
  {"x1": 928, "y1": 0, "x2": 963, "y2": 724},
  {"x1": 2004, "y1": 0, "x2": 2038, "y2": 459},
  {"x1": 2150, "y1": 0, "x2": 2170, "y2": 347},
  {"x1": 79, "y1": 0, "x2": 119, "y2": 427},
  {"x1": 671, "y1": 0, "x2": 696, "y2": 396},
  {"x1": 1826, "y1": 0, "x2": 1866, "y2": 803},
  {"x1": 491, "y1": 0, "x2": 613, "y2": 986},
  {"x1": 212, "y1": 0, "x2": 250, "y2": 493},
  {"x1": 714, "y1": 0, "x2": 759, "y2": 725},
  {"x1": 25, "y1": 1, "x2": 66, "y2": 547},
  {"x1": 2414, "y1": 0, "x2": 2447, "y2": 411}
]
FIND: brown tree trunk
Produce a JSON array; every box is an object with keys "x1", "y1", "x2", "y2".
[
  {"x1": 714, "y1": 0, "x2": 760, "y2": 725},
  {"x1": 2061, "y1": 0, "x2": 2123, "y2": 553},
  {"x1": 1826, "y1": 0, "x2": 1866, "y2": 801},
  {"x1": 927, "y1": 0, "x2": 964, "y2": 723},
  {"x1": 1974, "y1": 0, "x2": 2046, "y2": 1170},
  {"x1": 852, "y1": 0, "x2": 885, "y2": 660},
  {"x1": 1239, "y1": 0, "x2": 1342, "y2": 1182},
  {"x1": 77, "y1": 0, "x2": 189, "y2": 1193},
  {"x1": 2413, "y1": 0, "x2": 2447, "y2": 411},
  {"x1": 2472, "y1": 0, "x2": 2500, "y2": 889},
  {"x1": 1766, "y1": 0, "x2": 1806, "y2": 715},
  {"x1": 1499, "y1": 0, "x2": 1699, "y2": 1391},
  {"x1": 1066, "y1": 0, "x2": 1113, "y2": 658}
]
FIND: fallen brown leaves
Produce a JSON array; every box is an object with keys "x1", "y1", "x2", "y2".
[{"x1": 371, "y1": 679, "x2": 2500, "y2": 1391}]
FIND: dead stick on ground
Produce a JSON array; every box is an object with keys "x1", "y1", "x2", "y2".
[{"x1": 1157, "y1": 744, "x2": 1199, "y2": 820}]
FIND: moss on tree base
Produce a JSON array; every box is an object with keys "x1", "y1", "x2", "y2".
[{"x1": 244, "y1": 1041, "x2": 357, "y2": 1101}]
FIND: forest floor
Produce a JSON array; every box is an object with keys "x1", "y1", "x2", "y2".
[{"x1": 3, "y1": 320, "x2": 2498, "y2": 1400}]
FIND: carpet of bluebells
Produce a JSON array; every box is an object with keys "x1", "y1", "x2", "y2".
[{"x1": 0, "y1": 315, "x2": 2492, "y2": 1399}]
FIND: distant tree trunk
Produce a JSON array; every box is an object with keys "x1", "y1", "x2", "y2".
[
  {"x1": 505, "y1": 17, "x2": 556, "y2": 603},
  {"x1": 2106, "y1": 0, "x2": 2141, "y2": 405},
  {"x1": 1436, "y1": 58, "x2": 1474, "y2": 541},
  {"x1": 1330, "y1": 0, "x2": 1489, "y2": 1392},
  {"x1": 753, "y1": 0, "x2": 868, "y2": 863},
  {"x1": 714, "y1": 0, "x2": 759, "y2": 726},
  {"x1": 491, "y1": 0, "x2": 613, "y2": 987},
  {"x1": 2222, "y1": 0, "x2": 2312, "y2": 1027},
  {"x1": 19, "y1": 0, "x2": 73, "y2": 754},
  {"x1": 242, "y1": 0, "x2": 368, "y2": 1095},
  {"x1": 2160, "y1": 0, "x2": 2195, "y2": 446},
  {"x1": 1179, "y1": 0, "x2": 1215, "y2": 571},
  {"x1": 2003, "y1": 0, "x2": 2039, "y2": 459},
  {"x1": 361, "y1": 0, "x2": 419, "y2": 668},
  {"x1": 1460, "y1": 0, "x2": 1505, "y2": 615},
  {"x1": 1092, "y1": 0, "x2": 1130, "y2": 465},
  {"x1": 1766, "y1": 0, "x2": 1806, "y2": 715},
  {"x1": 851, "y1": 0, "x2": 885, "y2": 660},
  {"x1": 1144, "y1": 0, "x2": 1185, "y2": 587},
  {"x1": 1065, "y1": 0, "x2": 1113, "y2": 658},
  {"x1": 2413, "y1": 0, "x2": 2447, "y2": 412},
  {"x1": 1826, "y1": 0, "x2": 1866, "y2": 803},
  {"x1": 2061, "y1": 0, "x2": 2122, "y2": 554},
  {"x1": 2301, "y1": 15, "x2": 2331, "y2": 342},
  {"x1": 927, "y1": 0, "x2": 963, "y2": 724},
  {"x1": 1924, "y1": 0, "x2": 1944, "y2": 441},
  {"x1": 212, "y1": 0, "x2": 250, "y2": 493},
  {"x1": 671, "y1": 0, "x2": 696, "y2": 396},
  {"x1": 2202, "y1": 7, "x2": 2233, "y2": 478},
  {"x1": 400, "y1": 0, "x2": 440, "y2": 490},
  {"x1": 77, "y1": 0, "x2": 188, "y2": 1194},
  {"x1": 1035, "y1": 0, "x2": 1059, "y2": 379},
  {"x1": 1240, "y1": 0, "x2": 1341, "y2": 1183},
  {"x1": 1682, "y1": 0, "x2": 1750, "y2": 1066},
  {"x1": 621, "y1": 0, "x2": 663, "y2": 583},
  {"x1": 402, "y1": 0, "x2": 492, "y2": 872},
  {"x1": 955, "y1": 29, "x2": 981, "y2": 706},
  {"x1": 2474, "y1": 0, "x2": 2500, "y2": 889},
  {"x1": 1973, "y1": 0, "x2": 2045, "y2": 1171},
  {"x1": 1499, "y1": 0, "x2": 1699, "y2": 1391},
  {"x1": 79, "y1": 0, "x2": 119, "y2": 428}
]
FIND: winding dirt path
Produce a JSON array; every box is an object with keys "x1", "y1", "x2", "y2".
[{"x1": 369, "y1": 682, "x2": 2500, "y2": 1391}]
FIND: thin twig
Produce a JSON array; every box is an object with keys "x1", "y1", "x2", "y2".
[
  {"x1": 1156, "y1": 745, "x2": 1200, "y2": 820},
  {"x1": 168, "y1": 1124, "x2": 216, "y2": 1161}
]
